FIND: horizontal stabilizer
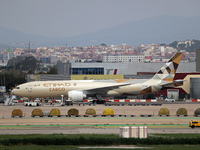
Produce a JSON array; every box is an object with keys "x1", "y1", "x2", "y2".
[{"x1": 159, "y1": 79, "x2": 185, "y2": 88}]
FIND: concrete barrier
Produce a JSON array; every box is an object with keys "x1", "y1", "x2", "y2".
[{"x1": 120, "y1": 126, "x2": 147, "y2": 138}]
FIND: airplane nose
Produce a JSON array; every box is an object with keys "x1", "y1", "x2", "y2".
[
  {"x1": 11, "y1": 86, "x2": 21, "y2": 96},
  {"x1": 11, "y1": 89, "x2": 16, "y2": 95},
  {"x1": 11, "y1": 88, "x2": 20, "y2": 96}
]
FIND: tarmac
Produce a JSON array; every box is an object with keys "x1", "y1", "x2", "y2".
[{"x1": 0, "y1": 102, "x2": 200, "y2": 134}]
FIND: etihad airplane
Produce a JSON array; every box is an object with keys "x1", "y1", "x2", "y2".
[{"x1": 12, "y1": 52, "x2": 183, "y2": 102}]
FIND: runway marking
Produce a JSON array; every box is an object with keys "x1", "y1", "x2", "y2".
[
  {"x1": 0, "y1": 124, "x2": 189, "y2": 128},
  {"x1": 79, "y1": 146, "x2": 151, "y2": 149}
]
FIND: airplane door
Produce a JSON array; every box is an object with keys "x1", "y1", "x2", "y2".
[{"x1": 28, "y1": 85, "x2": 32, "y2": 92}]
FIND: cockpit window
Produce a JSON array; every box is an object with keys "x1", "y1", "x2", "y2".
[{"x1": 15, "y1": 87, "x2": 20, "y2": 89}]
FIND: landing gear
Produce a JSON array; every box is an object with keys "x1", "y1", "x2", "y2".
[
  {"x1": 95, "y1": 94, "x2": 105, "y2": 104},
  {"x1": 95, "y1": 94, "x2": 102, "y2": 101}
]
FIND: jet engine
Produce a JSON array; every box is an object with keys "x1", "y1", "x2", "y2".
[{"x1": 68, "y1": 90, "x2": 86, "y2": 102}]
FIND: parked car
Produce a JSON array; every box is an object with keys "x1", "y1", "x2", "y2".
[{"x1": 165, "y1": 98, "x2": 175, "y2": 102}]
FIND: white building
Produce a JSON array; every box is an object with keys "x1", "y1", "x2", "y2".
[{"x1": 103, "y1": 55, "x2": 145, "y2": 63}]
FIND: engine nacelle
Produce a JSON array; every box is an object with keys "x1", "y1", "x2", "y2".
[{"x1": 68, "y1": 90, "x2": 86, "y2": 102}]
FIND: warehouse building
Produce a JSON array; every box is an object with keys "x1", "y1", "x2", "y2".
[{"x1": 71, "y1": 62, "x2": 195, "y2": 75}]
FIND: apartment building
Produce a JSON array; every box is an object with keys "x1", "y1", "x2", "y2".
[{"x1": 103, "y1": 55, "x2": 145, "y2": 63}]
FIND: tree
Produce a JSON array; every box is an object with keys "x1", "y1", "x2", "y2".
[
  {"x1": 27, "y1": 69, "x2": 35, "y2": 74},
  {"x1": 22, "y1": 56, "x2": 40, "y2": 71},
  {"x1": 4, "y1": 70, "x2": 26, "y2": 90},
  {"x1": 169, "y1": 39, "x2": 200, "y2": 52},
  {"x1": 100, "y1": 43, "x2": 107, "y2": 46},
  {"x1": 47, "y1": 67, "x2": 57, "y2": 74},
  {"x1": 178, "y1": 43, "x2": 186, "y2": 50},
  {"x1": 7, "y1": 56, "x2": 40, "y2": 72},
  {"x1": 7, "y1": 56, "x2": 24, "y2": 69},
  {"x1": 169, "y1": 41, "x2": 178, "y2": 48},
  {"x1": 159, "y1": 43, "x2": 166, "y2": 46}
]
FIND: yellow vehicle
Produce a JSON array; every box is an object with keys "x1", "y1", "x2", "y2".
[{"x1": 189, "y1": 120, "x2": 200, "y2": 128}]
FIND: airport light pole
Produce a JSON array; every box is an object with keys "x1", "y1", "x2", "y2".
[{"x1": 3, "y1": 72, "x2": 5, "y2": 86}]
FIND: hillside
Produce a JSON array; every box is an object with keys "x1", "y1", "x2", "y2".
[
  {"x1": 0, "y1": 15, "x2": 200, "y2": 47},
  {"x1": 169, "y1": 39, "x2": 200, "y2": 52}
]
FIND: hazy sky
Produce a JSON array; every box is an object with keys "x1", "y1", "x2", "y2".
[{"x1": 0, "y1": 0, "x2": 200, "y2": 38}]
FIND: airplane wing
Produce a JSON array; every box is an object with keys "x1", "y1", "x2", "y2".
[
  {"x1": 84, "y1": 83, "x2": 131, "y2": 94},
  {"x1": 159, "y1": 80, "x2": 185, "y2": 88}
]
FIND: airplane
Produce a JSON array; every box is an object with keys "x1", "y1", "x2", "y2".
[{"x1": 11, "y1": 52, "x2": 183, "y2": 102}]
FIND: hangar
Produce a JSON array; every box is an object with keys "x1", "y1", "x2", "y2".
[{"x1": 155, "y1": 73, "x2": 200, "y2": 100}]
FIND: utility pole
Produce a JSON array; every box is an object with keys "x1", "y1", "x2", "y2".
[
  {"x1": 28, "y1": 41, "x2": 31, "y2": 55},
  {"x1": 3, "y1": 72, "x2": 5, "y2": 86}
]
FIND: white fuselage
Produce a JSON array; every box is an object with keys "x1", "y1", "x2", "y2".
[{"x1": 11, "y1": 79, "x2": 161, "y2": 99}]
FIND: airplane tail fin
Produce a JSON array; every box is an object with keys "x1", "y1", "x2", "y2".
[{"x1": 152, "y1": 52, "x2": 183, "y2": 83}]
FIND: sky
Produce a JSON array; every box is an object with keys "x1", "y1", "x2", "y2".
[{"x1": 0, "y1": 0, "x2": 200, "y2": 38}]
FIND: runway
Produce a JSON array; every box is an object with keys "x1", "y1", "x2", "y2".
[{"x1": 0, "y1": 124, "x2": 198, "y2": 134}]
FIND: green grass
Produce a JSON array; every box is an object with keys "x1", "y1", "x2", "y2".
[
  {"x1": 0, "y1": 133, "x2": 119, "y2": 139},
  {"x1": 149, "y1": 133, "x2": 200, "y2": 138},
  {"x1": 145, "y1": 145, "x2": 200, "y2": 150},
  {"x1": 0, "y1": 145, "x2": 78, "y2": 150},
  {"x1": 1, "y1": 133, "x2": 200, "y2": 139},
  {"x1": 0, "y1": 133, "x2": 200, "y2": 149}
]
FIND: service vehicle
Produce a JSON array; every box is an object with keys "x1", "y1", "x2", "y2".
[
  {"x1": 24, "y1": 100, "x2": 41, "y2": 106},
  {"x1": 189, "y1": 120, "x2": 200, "y2": 128},
  {"x1": 50, "y1": 99, "x2": 61, "y2": 104}
]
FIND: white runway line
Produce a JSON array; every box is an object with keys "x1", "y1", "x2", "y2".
[{"x1": 79, "y1": 146, "x2": 151, "y2": 149}]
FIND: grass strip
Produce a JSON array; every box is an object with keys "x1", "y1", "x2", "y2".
[{"x1": 0, "y1": 133, "x2": 200, "y2": 146}]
